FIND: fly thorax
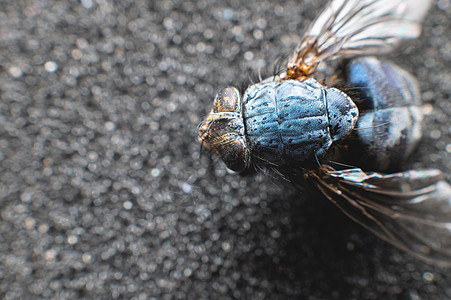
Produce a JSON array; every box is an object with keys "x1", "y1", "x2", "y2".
[
  {"x1": 324, "y1": 87, "x2": 359, "y2": 143},
  {"x1": 243, "y1": 78, "x2": 358, "y2": 166}
]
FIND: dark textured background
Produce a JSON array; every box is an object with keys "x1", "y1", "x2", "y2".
[{"x1": 0, "y1": 0, "x2": 450, "y2": 299}]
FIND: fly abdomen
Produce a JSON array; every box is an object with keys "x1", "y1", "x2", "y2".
[
  {"x1": 243, "y1": 78, "x2": 358, "y2": 165},
  {"x1": 348, "y1": 57, "x2": 423, "y2": 170}
]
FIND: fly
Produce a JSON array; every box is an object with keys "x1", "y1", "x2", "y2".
[{"x1": 198, "y1": 0, "x2": 451, "y2": 267}]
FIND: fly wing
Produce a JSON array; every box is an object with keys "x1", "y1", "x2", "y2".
[
  {"x1": 311, "y1": 166, "x2": 451, "y2": 267},
  {"x1": 285, "y1": 0, "x2": 432, "y2": 78}
]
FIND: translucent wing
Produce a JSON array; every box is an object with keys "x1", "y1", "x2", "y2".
[
  {"x1": 310, "y1": 166, "x2": 451, "y2": 267},
  {"x1": 285, "y1": 0, "x2": 433, "y2": 79}
]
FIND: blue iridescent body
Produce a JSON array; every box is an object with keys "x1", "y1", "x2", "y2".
[
  {"x1": 199, "y1": 58, "x2": 423, "y2": 172},
  {"x1": 240, "y1": 57, "x2": 422, "y2": 169},
  {"x1": 243, "y1": 78, "x2": 358, "y2": 165},
  {"x1": 347, "y1": 57, "x2": 423, "y2": 169}
]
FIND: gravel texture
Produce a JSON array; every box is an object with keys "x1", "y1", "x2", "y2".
[{"x1": 0, "y1": 0, "x2": 450, "y2": 299}]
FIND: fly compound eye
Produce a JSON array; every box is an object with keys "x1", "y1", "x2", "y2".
[
  {"x1": 216, "y1": 140, "x2": 248, "y2": 172},
  {"x1": 214, "y1": 87, "x2": 241, "y2": 112}
]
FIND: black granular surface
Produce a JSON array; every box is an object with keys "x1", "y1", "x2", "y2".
[{"x1": 0, "y1": 1, "x2": 450, "y2": 299}]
